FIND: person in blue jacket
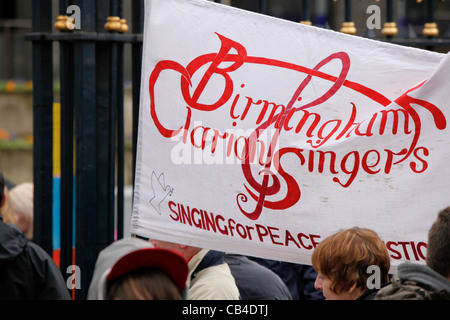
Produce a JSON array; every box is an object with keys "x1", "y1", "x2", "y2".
[
  {"x1": 250, "y1": 257, "x2": 325, "y2": 300},
  {"x1": 225, "y1": 253, "x2": 293, "y2": 300}
]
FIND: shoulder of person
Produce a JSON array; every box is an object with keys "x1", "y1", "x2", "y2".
[
  {"x1": 375, "y1": 276, "x2": 433, "y2": 300},
  {"x1": 189, "y1": 263, "x2": 240, "y2": 300}
]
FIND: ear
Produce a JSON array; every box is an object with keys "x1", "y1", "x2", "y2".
[
  {"x1": 1, "y1": 192, "x2": 6, "y2": 208},
  {"x1": 347, "y1": 281, "x2": 366, "y2": 299},
  {"x1": 348, "y1": 282, "x2": 358, "y2": 294}
]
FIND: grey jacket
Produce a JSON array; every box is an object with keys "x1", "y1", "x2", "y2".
[{"x1": 375, "y1": 262, "x2": 450, "y2": 300}]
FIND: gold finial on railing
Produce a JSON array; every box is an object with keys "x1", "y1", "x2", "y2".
[
  {"x1": 54, "y1": 15, "x2": 71, "y2": 31},
  {"x1": 423, "y1": 22, "x2": 439, "y2": 37},
  {"x1": 105, "y1": 16, "x2": 122, "y2": 32},
  {"x1": 340, "y1": 22, "x2": 356, "y2": 35},
  {"x1": 382, "y1": 22, "x2": 398, "y2": 36},
  {"x1": 105, "y1": 17, "x2": 129, "y2": 33},
  {"x1": 332, "y1": 0, "x2": 357, "y2": 35},
  {"x1": 119, "y1": 19, "x2": 129, "y2": 33}
]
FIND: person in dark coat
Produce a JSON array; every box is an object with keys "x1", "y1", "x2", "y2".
[
  {"x1": 250, "y1": 257, "x2": 325, "y2": 300},
  {"x1": 0, "y1": 171, "x2": 71, "y2": 300},
  {"x1": 225, "y1": 254, "x2": 293, "y2": 300}
]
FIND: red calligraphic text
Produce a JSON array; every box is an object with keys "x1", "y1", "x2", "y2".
[
  {"x1": 386, "y1": 241, "x2": 427, "y2": 261},
  {"x1": 149, "y1": 33, "x2": 447, "y2": 221},
  {"x1": 168, "y1": 201, "x2": 321, "y2": 250},
  {"x1": 168, "y1": 201, "x2": 428, "y2": 262}
]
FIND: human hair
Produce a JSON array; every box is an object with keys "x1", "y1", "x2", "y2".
[
  {"x1": 0, "y1": 171, "x2": 4, "y2": 205},
  {"x1": 8, "y1": 183, "x2": 33, "y2": 238},
  {"x1": 311, "y1": 227, "x2": 390, "y2": 294},
  {"x1": 0, "y1": 172, "x2": 17, "y2": 224},
  {"x1": 8, "y1": 183, "x2": 33, "y2": 219},
  {"x1": 426, "y1": 207, "x2": 450, "y2": 279},
  {"x1": 0, "y1": 186, "x2": 17, "y2": 224},
  {"x1": 106, "y1": 267, "x2": 183, "y2": 300}
]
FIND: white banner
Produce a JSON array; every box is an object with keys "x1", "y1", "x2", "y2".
[{"x1": 131, "y1": 0, "x2": 450, "y2": 271}]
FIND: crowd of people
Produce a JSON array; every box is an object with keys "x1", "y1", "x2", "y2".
[{"x1": 0, "y1": 170, "x2": 449, "y2": 300}]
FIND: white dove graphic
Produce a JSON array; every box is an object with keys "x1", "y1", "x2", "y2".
[{"x1": 149, "y1": 171, "x2": 174, "y2": 215}]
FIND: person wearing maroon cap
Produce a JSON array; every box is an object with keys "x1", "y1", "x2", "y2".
[
  {"x1": 150, "y1": 239, "x2": 240, "y2": 300},
  {"x1": 87, "y1": 237, "x2": 189, "y2": 300}
]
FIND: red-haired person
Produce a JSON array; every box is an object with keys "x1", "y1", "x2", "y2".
[{"x1": 311, "y1": 227, "x2": 391, "y2": 300}]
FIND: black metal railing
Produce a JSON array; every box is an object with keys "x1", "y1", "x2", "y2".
[{"x1": 27, "y1": 0, "x2": 144, "y2": 300}]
